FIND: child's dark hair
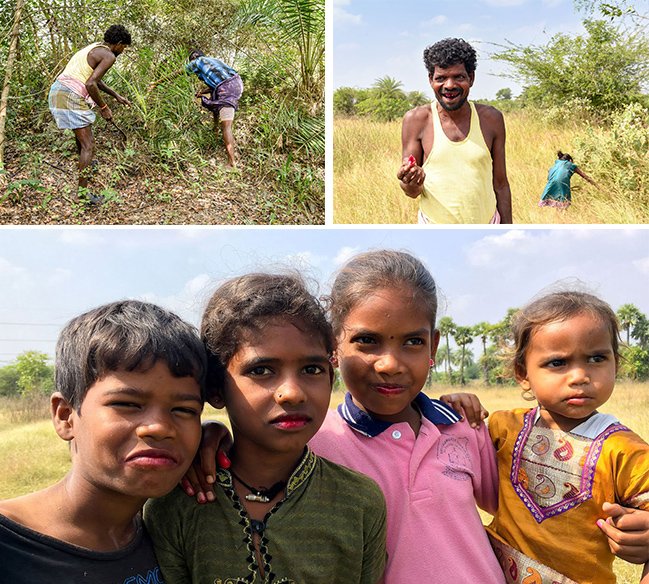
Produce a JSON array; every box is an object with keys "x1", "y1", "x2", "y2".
[
  {"x1": 201, "y1": 273, "x2": 335, "y2": 399},
  {"x1": 103, "y1": 24, "x2": 132, "y2": 46},
  {"x1": 55, "y1": 300, "x2": 207, "y2": 409},
  {"x1": 189, "y1": 49, "x2": 205, "y2": 61},
  {"x1": 511, "y1": 290, "x2": 620, "y2": 377},
  {"x1": 328, "y1": 250, "x2": 438, "y2": 336},
  {"x1": 423, "y1": 38, "x2": 477, "y2": 77},
  {"x1": 557, "y1": 150, "x2": 574, "y2": 162}
]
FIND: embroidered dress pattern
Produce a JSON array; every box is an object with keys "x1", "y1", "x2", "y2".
[
  {"x1": 488, "y1": 535, "x2": 578, "y2": 584},
  {"x1": 510, "y1": 409, "x2": 627, "y2": 523},
  {"x1": 213, "y1": 451, "x2": 318, "y2": 584}
]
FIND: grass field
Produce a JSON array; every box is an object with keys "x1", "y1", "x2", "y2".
[
  {"x1": 1, "y1": 382, "x2": 647, "y2": 581},
  {"x1": 333, "y1": 111, "x2": 649, "y2": 224}
]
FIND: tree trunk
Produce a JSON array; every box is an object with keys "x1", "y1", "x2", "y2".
[
  {"x1": 460, "y1": 345, "x2": 466, "y2": 385},
  {"x1": 445, "y1": 333, "x2": 452, "y2": 380},
  {"x1": 0, "y1": 0, "x2": 25, "y2": 182},
  {"x1": 482, "y1": 337, "x2": 489, "y2": 385}
]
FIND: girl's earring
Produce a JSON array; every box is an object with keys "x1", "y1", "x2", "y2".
[
  {"x1": 330, "y1": 354, "x2": 339, "y2": 368},
  {"x1": 520, "y1": 381, "x2": 535, "y2": 402},
  {"x1": 429, "y1": 358, "x2": 435, "y2": 369},
  {"x1": 521, "y1": 387, "x2": 535, "y2": 402}
]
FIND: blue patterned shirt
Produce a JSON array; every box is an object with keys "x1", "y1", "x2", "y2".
[{"x1": 184, "y1": 57, "x2": 237, "y2": 89}]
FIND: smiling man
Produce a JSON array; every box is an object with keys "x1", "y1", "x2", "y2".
[{"x1": 397, "y1": 38, "x2": 512, "y2": 224}]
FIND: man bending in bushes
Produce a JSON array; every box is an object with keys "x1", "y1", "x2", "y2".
[{"x1": 150, "y1": 50, "x2": 243, "y2": 167}]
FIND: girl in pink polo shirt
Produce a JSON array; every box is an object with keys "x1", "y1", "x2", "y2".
[{"x1": 309, "y1": 249, "x2": 505, "y2": 583}]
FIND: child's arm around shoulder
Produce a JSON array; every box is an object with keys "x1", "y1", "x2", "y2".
[{"x1": 439, "y1": 392, "x2": 488, "y2": 428}]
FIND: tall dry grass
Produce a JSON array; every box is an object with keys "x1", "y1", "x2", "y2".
[
  {"x1": 334, "y1": 109, "x2": 649, "y2": 224},
  {"x1": 333, "y1": 118, "x2": 416, "y2": 223}
]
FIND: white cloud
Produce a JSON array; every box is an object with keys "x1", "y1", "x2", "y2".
[
  {"x1": 443, "y1": 293, "x2": 474, "y2": 323},
  {"x1": 466, "y1": 230, "x2": 532, "y2": 267},
  {"x1": 46, "y1": 268, "x2": 73, "y2": 288},
  {"x1": 633, "y1": 256, "x2": 649, "y2": 274},
  {"x1": 333, "y1": 246, "x2": 360, "y2": 266},
  {"x1": 422, "y1": 15, "x2": 447, "y2": 26},
  {"x1": 58, "y1": 230, "x2": 106, "y2": 245},
  {"x1": 334, "y1": 0, "x2": 362, "y2": 25},
  {"x1": 141, "y1": 273, "x2": 215, "y2": 326},
  {"x1": 457, "y1": 23, "x2": 476, "y2": 33}
]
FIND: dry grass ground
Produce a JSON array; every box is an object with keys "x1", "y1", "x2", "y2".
[
  {"x1": 333, "y1": 112, "x2": 648, "y2": 225},
  {"x1": 1, "y1": 383, "x2": 647, "y2": 581}
]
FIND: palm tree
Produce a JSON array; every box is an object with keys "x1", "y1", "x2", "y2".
[
  {"x1": 453, "y1": 326, "x2": 473, "y2": 385},
  {"x1": 472, "y1": 321, "x2": 492, "y2": 385},
  {"x1": 632, "y1": 314, "x2": 649, "y2": 349},
  {"x1": 617, "y1": 303, "x2": 643, "y2": 345},
  {"x1": 407, "y1": 90, "x2": 429, "y2": 107},
  {"x1": 235, "y1": 0, "x2": 325, "y2": 99},
  {"x1": 438, "y1": 316, "x2": 456, "y2": 382},
  {"x1": 372, "y1": 76, "x2": 405, "y2": 100}
]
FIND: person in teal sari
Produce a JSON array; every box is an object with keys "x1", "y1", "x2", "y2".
[{"x1": 539, "y1": 150, "x2": 598, "y2": 209}]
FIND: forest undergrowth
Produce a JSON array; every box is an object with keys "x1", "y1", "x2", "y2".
[
  {"x1": 1, "y1": 103, "x2": 323, "y2": 225},
  {"x1": 0, "y1": 0, "x2": 325, "y2": 225}
]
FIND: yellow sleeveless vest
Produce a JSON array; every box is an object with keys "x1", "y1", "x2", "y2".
[
  {"x1": 419, "y1": 101, "x2": 496, "y2": 224},
  {"x1": 60, "y1": 42, "x2": 102, "y2": 84}
]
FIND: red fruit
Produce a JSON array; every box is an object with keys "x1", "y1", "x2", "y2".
[
  {"x1": 407, "y1": 155, "x2": 416, "y2": 167},
  {"x1": 217, "y1": 449, "x2": 231, "y2": 469}
]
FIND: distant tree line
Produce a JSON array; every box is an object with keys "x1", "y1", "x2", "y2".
[
  {"x1": 430, "y1": 303, "x2": 649, "y2": 386},
  {"x1": 0, "y1": 351, "x2": 53, "y2": 397},
  {"x1": 2, "y1": 301, "x2": 647, "y2": 397},
  {"x1": 334, "y1": 76, "x2": 429, "y2": 121}
]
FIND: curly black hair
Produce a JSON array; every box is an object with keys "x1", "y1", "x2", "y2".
[
  {"x1": 423, "y1": 38, "x2": 477, "y2": 76},
  {"x1": 104, "y1": 24, "x2": 132, "y2": 46}
]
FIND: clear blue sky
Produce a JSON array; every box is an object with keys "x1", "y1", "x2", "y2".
[
  {"x1": 0, "y1": 227, "x2": 647, "y2": 363},
  {"x1": 333, "y1": 0, "x2": 588, "y2": 99}
]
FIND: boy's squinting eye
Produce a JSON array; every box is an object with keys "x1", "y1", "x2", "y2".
[
  {"x1": 588, "y1": 354, "x2": 607, "y2": 363},
  {"x1": 404, "y1": 337, "x2": 425, "y2": 346},
  {"x1": 172, "y1": 406, "x2": 201, "y2": 417},
  {"x1": 110, "y1": 400, "x2": 141, "y2": 409}
]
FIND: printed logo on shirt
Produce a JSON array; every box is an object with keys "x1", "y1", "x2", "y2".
[
  {"x1": 437, "y1": 436, "x2": 471, "y2": 481},
  {"x1": 123, "y1": 567, "x2": 164, "y2": 584}
]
